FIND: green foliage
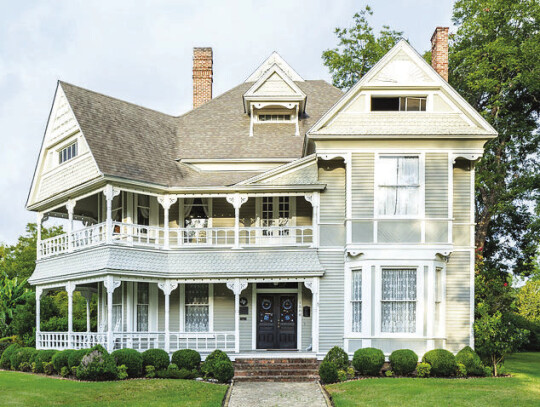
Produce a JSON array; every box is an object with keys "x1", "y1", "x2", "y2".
[
  {"x1": 384, "y1": 369, "x2": 393, "y2": 377},
  {"x1": 68, "y1": 349, "x2": 89, "y2": 372},
  {"x1": 352, "y1": 347, "x2": 385, "y2": 376},
  {"x1": 483, "y1": 365, "x2": 493, "y2": 377},
  {"x1": 496, "y1": 363, "x2": 507, "y2": 376},
  {"x1": 422, "y1": 349, "x2": 457, "y2": 377},
  {"x1": 0, "y1": 336, "x2": 15, "y2": 359},
  {"x1": 389, "y1": 349, "x2": 418, "y2": 376},
  {"x1": 33, "y1": 350, "x2": 58, "y2": 373},
  {"x1": 52, "y1": 349, "x2": 74, "y2": 374},
  {"x1": 0, "y1": 342, "x2": 19, "y2": 369},
  {"x1": 201, "y1": 350, "x2": 230, "y2": 378},
  {"x1": 323, "y1": 346, "x2": 349, "y2": 371},
  {"x1": 456, "y1": 363, "x2": 467, "y2": 378},
  {"x1": 76, "y1": 345, "x2": 117, "y2": 381},
  {"x1": 0, "y1": 272, "x2": 28, "y2": 338},
  {"x1": 171, "y1": 349, "x2": 201, "y2": 371},
  {"x1": 10, "y1": 347, "x2": 37, "y2": 370},
  {"x1": 337, "y1": 369, "x2": 348, "y2": 382},
  {"x1": 474, "y1": 303, "x2": 529, "y2": 375},
  {"x1": 117, "y1": 364, "x2": 128, "y2": 380},
  {"x1": 19, "y1": 361, "x2": 31, "y2": 372},
  {"x1": 60, "y1": 366, "x2": 70, "y2": 378},
  {"x1": 43, "y1": 361, "x2": 54, "y2": 375},
  {"x1": 213, "y1": 360, "x2": 234, "y2": 383},
  {"x1": 319, "y1": 360, "x2": 339, "y2": 384},
  {"x1": 322, "y1": 5, "x2": 403, "y2": 90},
  {"x1": 456, "y1": 346, "x2": 484, "y2": 376},
  {"x1": 112, "y1": 348, "x2": 143, "y2": 377},
  {"x1": 505, "y1": 312, "x2": 540, "y2": 351},
  {"x1": 142, "y1": 349, "x2": 169, "y2": 371},
  {"x1": 145, "y1": 365, "x2": 156, "y2": 378},
  {"x1": 416, "y1": 362, "x2": 431, "y2": 378},
  {"x1": 516, "y1": 280, "x2": 540, "y2": 324}
]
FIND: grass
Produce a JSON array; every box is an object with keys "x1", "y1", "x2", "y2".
[
  {"x1": 0, "y1": 372, "x2": 227, "y2": 406},
  {"x1": 326, "y1": 352, "x2": 540, "y2": 407}
]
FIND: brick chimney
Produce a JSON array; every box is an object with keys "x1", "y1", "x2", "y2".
[
  {"x1": 431, "y1": 27, "x2": 449, "y2": 81},
  {"x1": 192, "y1": 47, "x2": 213, "y2": 108}
]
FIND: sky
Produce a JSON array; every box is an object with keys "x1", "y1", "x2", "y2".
[{"x1": 0, "y1": 0, "x2": 455, "y2": 245}]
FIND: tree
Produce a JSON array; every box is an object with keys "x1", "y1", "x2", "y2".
[
  {"x1": 322, "y1": 5, "x2": 403, "y2": 90},
  {"x1": 0, "y1": 272, "x2": 28, "y2": 337},
  {"x1": 516, "y1": 280, "x2": 540, "y2": 324},
  {"x1": 450, "y1": 0, "x2": 540, "y2": 276}
]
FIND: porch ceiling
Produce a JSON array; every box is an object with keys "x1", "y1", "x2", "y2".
[{"x1": 29, "y1": 246, "x2": 325, "y2": 285}]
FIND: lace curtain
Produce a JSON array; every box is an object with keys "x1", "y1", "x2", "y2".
[
  {"x1": 184, "y1": 198, "x2": 209, "y2": 228},
  {"x1": 351, "y1": 270, "x2": 362, "y2": 333},
  {"x1": 112, "y1": 287, "x2": 123, "y2": 332},
  {"x1": 185, "y1": 284, "x2": 209, "y2": 332},
  {"x1": 137, "y1": 283, "x2": 149, "y2": 332},
  {"x1": 381, "y1": 268, "x2": 417, "y2": 333},
  {"x1": 378, "y1": 156, "x2": 420, "y2": 216}
]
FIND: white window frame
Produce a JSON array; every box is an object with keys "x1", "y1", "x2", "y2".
[
  {"x1": 134, "y1": 282, "x2": 150, "y2": 332},
  {"x1": 344, "y1": 266, "x2": 371, "y2": 339},
  {"x1": 111, "y1": 284, "x2": 124, "y2": 332},
  {"x1": 368, "y1": 92, "x2": 431, "y2": 113},
  {"x1": 374, "y1": 152, "x2": 425, "y2": 219},
  {"x1": 58, "y1": 141, "x2": 78, "y2": 164},
  {"x1": 180, "y1": 283, "x2": 214, "y2": 333},
  {"x1": 256, "y1": 113, "x2": 293, "y2": 123},
  {"x1": 256, "y1": 196, "x2": 296, "y2": 227}
]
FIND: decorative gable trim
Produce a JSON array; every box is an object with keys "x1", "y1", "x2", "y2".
[
  {"x1": 237, "y1": 154, "x2": 319, "y2": 185},
  {"x1": 245, "y1": 51, "x2": 304, "y2": 83}
]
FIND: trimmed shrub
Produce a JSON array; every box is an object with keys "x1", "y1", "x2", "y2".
[
  {"x1": 178, "y1": 368, "x2": 198, "y2": 380},
  {"x1": 142, "y1": 349, "x2": 169, "y2": 371},
  {"x1": 112, "y1": 348, "x2": 143, "y2": 377},
  {"x1": 171, "y1": 349, "x2": 201, "y2": 371},
  {"x1": 323, "y1": 346, "x2": 349, "y2": 371},
  {"x1": 416, "y1": 362, "x2": 431, "y2": 378},
  {"x1": 456, "y1": 346, "x2": 484, "y2": 376},
  {"x1": 52, "y1": 349, "x2": 75, "y2": 373},
  {"x1": 201, "y1": 350, "x2": 231, "y2": 378},
  {"x1": 337, "y1": 369, "x2": 348, "y2": 382},
  {"x1": 483, "y1": 366, "x2": 493, "y2": 377},
  {"x1": 68, "y1": 349, "x2": 90, "y2": 372},
  {"x1": 76, "y1": 345, "x2": 117, "y2": 381},
  {"x1": 19, "y1": 362, "x2": 32, "y2": 372},
  {"x1": 60, "y1": 366, "x2": 70, "y2": 378},
  {"x1": 352, "y1": 347, "x2": 385, "y2": 376},
  {"x1": 319, "y1": 361, "x2": 339, "y2": 384},
  {"x1": 43, "y1": 362, "x2": 54, "y2": 375},
  {"x1": 214, "y1": 360, "x2": 234, "y2": 383},
  {"x1": 456, "y1": 363, "x2": 467, "y2": 378},
  {"x1": 145, "y1": 365, "x2": 156, "y2": 378},
  {"x1": 11, "y1": 347, "x2": 37, "y2": 371},
  {"x1": 33, "y1": 350, "x2": 58, "y2": 373},
  {"x1": 117, "y1": 365, "x2": 128, "y2": 380},
  {"x1": 389, "y1": 349, "x2": 418, "y2": 376},
  {"x1": 0, "y1": 344, "x2": 21, "y2": 369},
  {"x1": 422, "y1": 349, "x2": 457, "y2": 377},
  {"x1": 0, "y1": 337, "x2": 16, "y2": 361}
]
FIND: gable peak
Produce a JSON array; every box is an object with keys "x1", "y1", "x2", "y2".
[{"x1": 245, "y1": 51, "x2": 304, "y2": 83}]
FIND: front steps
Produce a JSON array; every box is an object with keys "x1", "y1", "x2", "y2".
[{"x1": 233, "y1": 358, "x2": 320, "y2": 382}]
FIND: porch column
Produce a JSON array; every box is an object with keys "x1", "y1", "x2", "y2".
[
  {"x1": 66, "y1": 200, "x2": 76, "y2": 252},
  {"x1": 158, "y1": 281, "x2": 178, "y2": 353},
  {"x1": 81, "y1": 290, "x2": 94, "y2": 333},
  {"x1": 304, "y1": 277, "x2": 320, "y2": 354},
  {"x1": 226, "y1": 279, "x2": 248, "y2": 353},
  {"x1": 104, "y1": 185, "x2": 120, "y2": 244},
  {"x1": 305, "y1": 192, "x2": 320, "y2": 248},
  {"x1": 426, "y1": 265, "x2": 436, "y2": 351},
  {"x1": 36, "y1": 212, "x2": 43, "y2": 260},
  {"x1": 226, "y1": 194, "x2": 248, "y2": 249},
  {"x1": 66, "y1": 282, "x2": 76, "y2": 348},
  {"x1": 158, "y1": 195, "x2": 178, "y2": 250},
  {"x1": 35, "y1": 287, "x2": 44, "y2": 348},
  {"x1": 104, "y1": 276, "x2": 120, "y2": 352}
]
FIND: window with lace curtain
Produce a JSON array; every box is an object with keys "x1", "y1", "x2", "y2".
[
  {"x1": 112, "y1": 287, "x2": 123, "y2": 332},
  {"x1": 185, "y1": 284, "x2": 209, "y2": 332},
  {"x1": 377, "y1": 156, "x2": 420, "y2": 216},
  {"x1": 351, "y1": 270, "x2": 362, "y2": 333},
  {"x1": 137, "y1": 283, "x2": 149, "y2": 332},
  {"x1": 381, "y1": 268, "x2": 417, "y2": 333},
  {"x1": 137, "y1": 195, "x2": 150, "y2": 226}
]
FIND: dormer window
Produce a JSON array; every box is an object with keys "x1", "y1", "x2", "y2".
[
  {"x1": 258, "y1": 114, "x2": 292, "y2": 122},
  {"x1": 59, "y1": 142, "x2": 78, "y2": 164},
  {"x1": 371, "y1": 96, "x2": 426, "y2": 112}
]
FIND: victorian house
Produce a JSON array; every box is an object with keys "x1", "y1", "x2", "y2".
[{"x1": 27, "y1": 28, "x2": 495, "y2": 361}]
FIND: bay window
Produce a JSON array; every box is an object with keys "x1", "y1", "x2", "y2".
[
  {"x1": 381, "y1": 268, "x2": 417, "y2": 333},
  {"x1": 185, "y1": 284, "x2": 209, "y2": 332},
  {"x1": 377, "y1": 156, "x2": 421, "y2": 216}
]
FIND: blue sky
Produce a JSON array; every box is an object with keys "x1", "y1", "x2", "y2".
[{"x1": 0, "y1": 0, "x2": 455, "y2": 244}]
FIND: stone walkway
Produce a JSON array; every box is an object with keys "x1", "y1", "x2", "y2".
[{"x1": 228, "y1": 382, "x2": 327, "y2": 407}]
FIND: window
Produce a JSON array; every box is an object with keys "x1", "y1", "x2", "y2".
[
  {"x1": 371, "y1": 97, "x2": 426, "y2": 111},
  {"x1": 136, "y1": 283, "x2": 149, "y2": 332},
  {"x1": 112, "y1": 287, "x2": 123, "y2": 332},
  {"x1": 58, "y1": 142, "x2": 78, "y2": 164},
  {"x1": 258, "y1": 114, "x2": 291, "y2": 122},
  {"x1": 184, "y1": 198, "x2": 209, "y2": 228},
  {"x1": 351, "y1": 270, "x2": 362, "y2": 333},
  {"x1": 261, "y1": 196, "x2": 291, "y2": 236},
  {"x1": 137, "y1": 195, "x2": 150, "y2": 226},
  {"x1": 185, "y1": 284, "x2": 209, "y2": 332},
  {"x1": 381, "y1": 268, "x2": 417, "y2": 333},
  {"x1": 112, "y1": 193, "x2": 123, "y2": 223},
  {"x1": 377, "y1": 156, "x2": 420, "y2": 216}
]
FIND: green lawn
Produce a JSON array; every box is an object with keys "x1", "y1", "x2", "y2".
[
  {"x1": 326, "y1": 352, "x2": 540, "y2": 407},
  {"x1": 0, "y1": 373, "x2": 227, "y2": 407}
]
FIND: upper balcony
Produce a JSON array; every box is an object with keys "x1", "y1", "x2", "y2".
[{"x1": 37, "y1": 185, "x2": 318, "y2": 260}]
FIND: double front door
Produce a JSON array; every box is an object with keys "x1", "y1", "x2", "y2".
[{"x1": 256, "y1": 294, "x2": 297, "y2": 349}]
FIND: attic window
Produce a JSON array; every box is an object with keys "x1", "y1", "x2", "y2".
[
  {"x1": 59, "y1": 142, "x2": 78, "y2": 164},
  {"x1": 371, "y1": 96, "x2": 426, "y2": 112},
  {"x1": 258, "y1": 114, "x2": 292, "y2": 122}
]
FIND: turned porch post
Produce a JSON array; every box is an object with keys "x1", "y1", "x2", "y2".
[
  {"x1": 305, "y1": 278, "x2": 320, "y2": 354},
  {"x1": 35, "y1": 287, "x2": 44, "y2": 348},
  {"x1": 226, "y1": 279, "x2": 248, "y2": 353},
  {"x1": 158, "y1": 281, "x2": 178, "y2": 353},
  {"x1": 158, "y1": 195, "x2": 178, "y2": 249},
  {"x1": 226, "y1": 194, "x2": 248, "y2": 249},
  {"x1": 104, "y1": 185, "x2": 120, "y2": 244},
  {"x1": 104, "y1": 277, "x2": 120, "y2": 352},
  {"x1": 66, "y1": 200, "x2": 76, "y2": 252},
  {"x1": 66, "y1": 282, "x2": 76, "y2": 348}
]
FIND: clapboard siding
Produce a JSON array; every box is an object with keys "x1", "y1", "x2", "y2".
[
  {"x1": 301, "y1": 286, "x2": 313, "y2": 350},
  {"x1": 212, "y1": 198, "x2": 235, "y2": 227},
  {"x1": 425, "y1": 153, "x2": 448, "y2": 218},
  {"x1": 445, "y1": 251, "x2": 472, "y2": 352},
  {"x1": 351, "y1": 152, "x2": 374, "y2": 218},
  {"x1": 453, "y1": 160, "x2": 472, "y2": 247},
  {"x1": 240, "y1": 199, "x2": 256, "y2": 227},
  {"x1": 296, "y1": 197, "x2": 312, "y2": 227},
  {"x1": 317, "y1": 250, "x2": 345, "y2": 353},
  {"x1": 319, "y1": 161, "x2": 345, "y2": 222}
]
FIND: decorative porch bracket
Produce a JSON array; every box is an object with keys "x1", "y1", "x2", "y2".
[
  {"x1": 158, "y1": 280, "x2": 179, "y2": 353},
  {"x1": 304, "y1": 277, "x2": 320, "y2": 354},
  {"x1": 226, "y1": 279, "x2": 248, "y2": 353},
  {"x1": 304, "y1": 192, "x2": 320, "y2": 248},
  {"x1": 226, "y1": 194, "x2": 249, "y2": 249},
  {"x1": 103, "y1": 276, "x2": 121, "y2": 352},
  {"x1": 158, "y1": 195, "x2": 178, "y2": 249}
]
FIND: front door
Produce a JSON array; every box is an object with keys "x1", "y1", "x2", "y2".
[{"x1": 257, "y1": 294, "x2": 297, "y2": 349}]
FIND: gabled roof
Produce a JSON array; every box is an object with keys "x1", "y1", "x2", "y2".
[
  {"x1": 245, "y1": 51, "x2": 304, "y2": 82},
  {"x1": 237, "y1": 154, "x2": 320, "y2": 186}
]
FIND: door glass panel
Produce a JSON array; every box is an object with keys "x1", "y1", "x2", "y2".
[
  {"x1": 259, "y1": 296, "x2": 274, "y2": 323},
  {"x1": 280, "y1": 296, "x2": 295, "y2": 323}
]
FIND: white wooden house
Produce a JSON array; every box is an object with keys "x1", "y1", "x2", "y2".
[{"x1": 27, "y1": 28, "x2": 495, "y2": 359}]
